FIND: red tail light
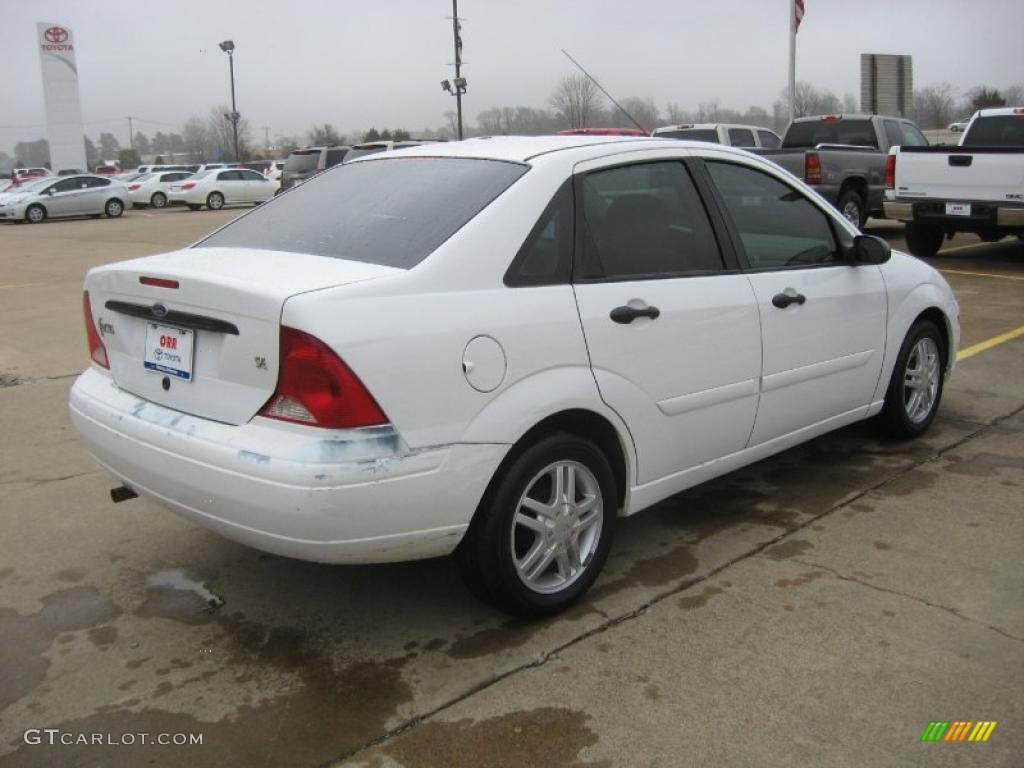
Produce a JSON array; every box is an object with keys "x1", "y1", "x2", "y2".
[
  {"x1": 820, "y1": 114, "x2": 842, "y2": 123},
  {"x1": 805, "y1": 152, "x2": 822, "y2": 185},
  {"x1": 139, "y1": 276, "x2": 179, "y2": 289},
  {"x1": 83, "y1": 291, "x2": 109, "y2": 369},
  {"x1": 259, "y1": 327, "x2": 388, "y2": 429},
  {"x1": 885, "y1": 153, "x2": 896, "y2": 190},
  {"x1": 182, "y1": 182, "x2": 196, "y2": 190},
  {"x1": 128, "y1": 184, "x2": 141, "y2": 191}
]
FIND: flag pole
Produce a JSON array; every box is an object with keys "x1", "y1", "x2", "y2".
[{"x1": 788, "y1": 0, "x2": 796, "y2": 124}]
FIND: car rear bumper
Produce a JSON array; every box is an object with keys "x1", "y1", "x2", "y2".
[
  {"x1": 69, "y1": 368, "x2": 505, "y2": 563},
  {"x1": 885, "y1": 200, "x2": 1024, "y2": 228}
]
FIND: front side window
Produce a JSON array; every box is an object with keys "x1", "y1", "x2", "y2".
[
  {"x1": 705, "y1": 161, "x2": 839, "y2": 269},
  {"x1": 49, "y1": 178, "x2": 79, "y2": 193},
  {"x1": 199, "y1": 157, "x2": 527, "y2": 269},
  {"x1": 728, "y1": 128, "x2": 756, "y2": 147},
  {"x1": 899, "y1": 122, "x2": 929, "y2": 146},
  {"x1": 578, "y1": 161, "x2": 724, "y2": 280},
  {"x1": 324, "y1": 149, "x2": 348, "y2": 167},
  {"x1": 883, "y1": 121, "x2": 904, "y2": 147}
]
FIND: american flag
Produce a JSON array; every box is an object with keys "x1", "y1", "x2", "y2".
[{"x1": 794, "y1": 0, "x2": 805, "y2": 31}]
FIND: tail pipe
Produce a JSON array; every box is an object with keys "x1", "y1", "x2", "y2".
[{"x1": 110, "y1": 485, "x2": 138, "y2": 503}]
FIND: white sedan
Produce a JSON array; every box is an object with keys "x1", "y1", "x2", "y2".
[
  {"x1": 70, "y1": 136, "x2": 959, "y2": 616},
  {"x1": 168, "y1": 168, "x2": 277, "y2": 210},
  {"x1": 126, "y1": 170, "x2": 194, "y2": 209}
]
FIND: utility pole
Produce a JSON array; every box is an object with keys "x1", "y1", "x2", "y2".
[
  {"x1": 125, "y1": 116, "x2": 136, "y2": 149},
  {"x1": 263, "y1": 126, "x2": 270, "y2": 150}
]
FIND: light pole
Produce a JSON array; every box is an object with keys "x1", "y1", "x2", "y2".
[
  {"x1": 441, "y1": 0, "x2": 467, "y2": 140},
  {"x1": 219, "y1": 40, "x2": 240, "y2": 161}
]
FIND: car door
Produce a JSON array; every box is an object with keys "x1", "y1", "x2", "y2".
[
  {"x1": 701, "y1": 155, "x2": 887, "y2": 446},
  {"x1": 217, "y1": 170, "x2": 244, "y2": 202},
  {"x1": 571, "y1": 155, "x2": 762, "y2": 485},
  {"x1": 81, "y1": 177, "x2": 112, "y2": 213},
  {"x1": 41, "y1": 177, "x2": 83, "y2": 215},
  {"x1": 239, "y1": 170, "x2": 269, "y2": 201}
]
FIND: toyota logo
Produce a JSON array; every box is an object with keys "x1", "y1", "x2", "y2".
[
  {"x1": 44, "y1": 26, "x2": 69, "y2": 43},
  {"x1": 152, "y1": 303, "x2": 168, "y2": 319}
]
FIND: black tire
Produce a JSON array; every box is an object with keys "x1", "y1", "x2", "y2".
[
  {"x1": 904, "y1": 222, "x2": 944, "y2": 258},
  {"x1": 150, "y1": 192, "x2": 167, "y2": 209},
  {"x1": 187, "y1": 204, "x2": 202, "y2": 211},
  {"x1": 456, "y1": 432, "x2": 617, "y2": 618},
  {"x1": 105, "y1": 198, "x2": 124, "y2": 218},
  {"x1": 836, "y1": 189, "x2": 866, "y2": 229},
  {"x1": 879, "y1": 319, "x2": 946, "y2": 439},
  {"x1": 25, "y1": 204, "x2": 46, "y2": 224},
  {"x1": 206, "y1": 191, "x2": 224, "y2": 210}
]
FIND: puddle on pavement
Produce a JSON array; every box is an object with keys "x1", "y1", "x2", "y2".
[
  {"x1": 944, "y1": 452, "x2": 1024, "y2": 477},
  {"x1": 774, "y1": 571, "x2": 825, "y2": 589},
  {"x1": 373, "y1": 707, "x2": 608, "y2": 768},
  {"x1": 763, "y1": 539, "x2": 815, "y2": 560},
  {"x1": 677, "y1": 585, "x2": 725, "y2": 610},
  {"x1": 0, "y1": 586, "x2": 121, "y2": 711}
]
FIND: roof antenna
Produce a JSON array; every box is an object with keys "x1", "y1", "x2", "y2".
[{"x1": 560, "y1": 49, "x2": 646, "y2": 132}]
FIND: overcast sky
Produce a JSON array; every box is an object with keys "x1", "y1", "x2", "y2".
[{"x1": 3, "y1": 0, "x2": 1022, "y2": 151}]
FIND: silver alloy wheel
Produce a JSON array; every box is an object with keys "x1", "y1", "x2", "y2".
[
  {"x1": 904, "y1": 337, "x2": 941, "y2": 423},
  {"x1": 106, "y1": 200, "x2": 122, "y2": 217},
  {"x1": 151, "y1": 192, "x2": 167, "y2": 208},
  {"x1": 208, "y1": 193, "x2": 223, "y2": 210},
  {"x1": 27, "y1": 206, "x2": 44, "y2": 223},
  {"x1": 842, "y1": 200, "x2": 861, "y2": 226},
  {"x1": 511, "y1": 460, "x2": 603, "y2": 594}
]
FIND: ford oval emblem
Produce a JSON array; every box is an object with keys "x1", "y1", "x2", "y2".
[{"x1": 152, "y1": 303, "x2": 168, "y2": 319}]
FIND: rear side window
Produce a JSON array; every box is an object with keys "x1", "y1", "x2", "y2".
[
  {"x1": 757, "y1": 130, "x2": 781, "y2": 149},
  {"x1": 505, "y1": 182, "x2": 573, "y2": 287},
  {"x1": 705, "y1": 161, "x2": 839, "y2": 269},
  {"x1": 324, "y1": 149, "x2": 348, "y2": 167},
  {"x1": 84, "y1": 177, "x2": 111, "y2": 188},
  {"x1": 962, "y1": 116, "x2": 1024, "y2": 147},
  {"x1": 199, "y1": 158, "x2": 528, "y2": 269},
  {"x1": 783, "y1": 119, "x2": 878, "y2": 148},
  {"x1": 578, "y1": 161, "x2": 724, "y2": 280},
  {"x1": 728, "y1": 128, "x2": 756, "y2": 147},
  {"x1": 218, "y1": 171, "x2": 241, "y2": 181}
]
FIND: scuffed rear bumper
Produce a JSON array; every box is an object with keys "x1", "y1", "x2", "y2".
[{"x1": 69, "y1": 368, "x2": 506, "y2": 563}]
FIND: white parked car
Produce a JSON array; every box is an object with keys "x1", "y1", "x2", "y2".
[
  {"x1": 70, "y1": 136, "x2": 959, "y2": 616},
  {"x1": 266, "y1": 161, "x2": 285, "y2": 181},
  {"x1": 0, "y1": 174, "x2": 127, "y2": 223},
  {"x1": 127, "y1": 170, "x2": 194, "y2": 209},
  {"x1": 168, "y1": 168, "x2": 277, "y2": 210},
  {"x1": 947, "y1": 118, "x2": 971, "y2": 133}
]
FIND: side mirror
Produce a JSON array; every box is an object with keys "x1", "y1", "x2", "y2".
[
  {"x1": 47, "y1": 188, "x2": 55, "y2": 196},
  {"x1": 850, "y1": 234, "x2": 891, "y2": 265}
]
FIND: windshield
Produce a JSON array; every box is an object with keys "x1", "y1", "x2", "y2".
[
  {"x1": 962, "y1": 115, "x2": 1024, "y2": 147},
  {"x1": 657, "y1": 129, "x2": 719, "y2": 142},
  {"x1": 199, "y1": 157, "x2": 527, "y2": 269},
  {"x1": 283, "y1": 151, "x2": 320, "y2": 172},
  {"x1": 783, "y1": 119, "x2": 878, "y2": 148}
]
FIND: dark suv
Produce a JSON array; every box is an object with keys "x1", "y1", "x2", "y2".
[{"x1": 280, "y1": 146, "x2": 351, "y2": 191}]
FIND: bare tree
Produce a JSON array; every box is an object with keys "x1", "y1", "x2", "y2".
[
  {"x1": 1003, "y1": 84, "x2": 1024, "y2": 106},
  {"x1": 549, "y1": 74, "x2": 603, "y2": 129},
  {"x1": 307, "y1": 124, "x2": 344, "y2": 145},
  {"x1": 914, "y1": 83, "x2": 958, "y2": 128},
  {"x1": 665, "y1": 102, "x2": 690, "y2": 124},
  {"x1": 609, "y1": 97, "x2": 659, "y2": 132},
  {"x1": 778, "y1": 82, "x2": 840, "y2": 119},
  {"x1": 697, "y1": 100, "x2": 720, "y2": 121},
  {"x1": 966, "y1": 86, "x2": 1006, "y2": 112},
  {"x1": 182, "y1": 118, "x2": 214, "y2": 162},
  {"x1": 843, "y1": 93, "x2": 858, "y2": 113},
  {"x1": 207, "y1": 105, "x2": 252, "y2": 160}
]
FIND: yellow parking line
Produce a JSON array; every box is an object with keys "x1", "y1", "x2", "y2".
[
  {"x1": 940, "y1": 268, "x2": 1024, "y2": 282},
  {"x1": 957, "y1": 324, "x2": 1024, "y2": 361},
  {"x1": 0, "y1": 282, "x2": 45, "y2": 290},
  {"x1": 939, "y1": 239, "x2": 1018, "y2": 255}
]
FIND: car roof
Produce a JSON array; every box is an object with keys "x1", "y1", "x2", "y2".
[
  {"x1": 975, "y1": 106, "x2": 1024, "y2": 117},
  {"x1": 347, "y1": 134, "x2": 757, "y2": 166}
]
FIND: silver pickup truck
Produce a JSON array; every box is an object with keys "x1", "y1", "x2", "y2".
[{"x1": 759, "y1": 114, "x2": 929, "y2": 227}]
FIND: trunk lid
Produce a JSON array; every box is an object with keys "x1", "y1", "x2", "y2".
[{"x1": 86, "y1": 247, "x2": 400, "y2": 425}]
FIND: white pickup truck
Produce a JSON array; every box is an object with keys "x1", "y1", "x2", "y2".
[{"x1": 884, "y1": 107, "x2": 1024, "y2": 257}]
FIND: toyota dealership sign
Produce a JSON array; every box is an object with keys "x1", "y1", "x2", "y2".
[{"x1": 36, "y1": 22, "x2": 86, "y2": 173}]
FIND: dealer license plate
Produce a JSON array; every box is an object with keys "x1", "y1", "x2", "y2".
[
  {"x1": 945, "y1": 202, "x2": 971, "y2": 217},
  {"x1": 144, "y1": 323, "x2": 194, "y2": 381}
]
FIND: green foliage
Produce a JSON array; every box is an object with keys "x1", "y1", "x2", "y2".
[{"x1": 117, "y1": 148, "x2": 141, "y2": 169}]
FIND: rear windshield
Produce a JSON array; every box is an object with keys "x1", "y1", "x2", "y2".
[
  {"x1": 962, "y1": 115, "x2": 1024, "y2": 147},
  {"x1": 783, "y1": 119, "x2": 878, "y2": 148},
  {"x1": 283, "y1": 151, "x2": 320, "y2": 172},
  {"x1": 657, "y1": 129, "x2": 720, "y2": 143},
  {"x1": 198, "y1": 157, "x2": 528, "y2": 269}
]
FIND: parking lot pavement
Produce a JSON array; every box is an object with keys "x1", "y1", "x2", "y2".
[{"x1": 0, "y1": 215, "x2": 1021, "y2": 767}]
